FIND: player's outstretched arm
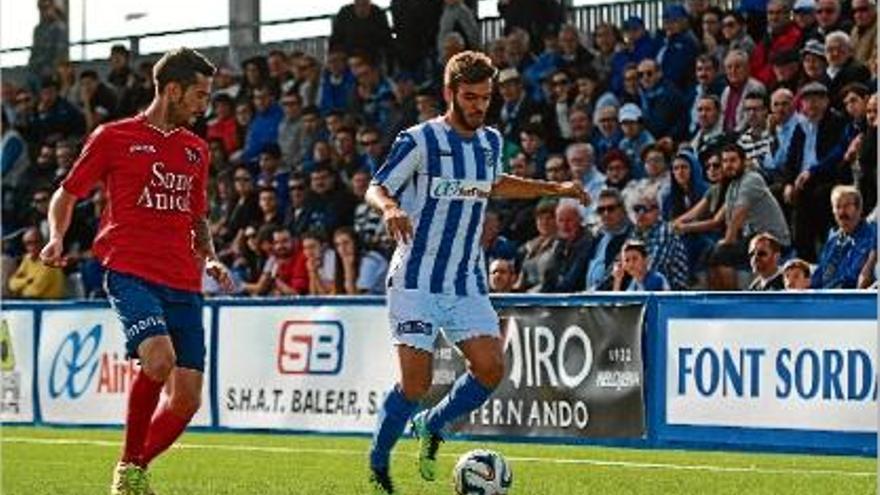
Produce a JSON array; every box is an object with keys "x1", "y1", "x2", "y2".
[
  {"x1": 39, "y1": 188, "x2": 78, "y2": 267},
  {"x1": 491, "y1": 174, "x2": 591, "y2": 206},
  {"x1": 194, "y1": 217, "x2": 235, "y2": 292},
  {"x1": 366, "y1": 183, "x2": 413, "y2": 244}
]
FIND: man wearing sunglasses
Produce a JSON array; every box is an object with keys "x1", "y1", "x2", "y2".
[
  {"x1": 815, "y1": 0, "x2": 852, "y2": 39},
  {"x1": 629, "y1": 189, "x2": 690, "y2": 290},
  {"x1": 747, "y1": 232, "x2": 785, "y2": 290},
  {"x1": 585, "y1": 188, "x2": 633, "y2": 291}
]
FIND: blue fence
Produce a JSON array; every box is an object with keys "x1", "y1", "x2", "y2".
[{"x1": 2, "y1": 292, "x2": 876, "y2": 457}]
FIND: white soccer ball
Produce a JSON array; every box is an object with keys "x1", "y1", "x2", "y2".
[{"x1": 452, "y1": 449, "x2": 513, "y2": 495}]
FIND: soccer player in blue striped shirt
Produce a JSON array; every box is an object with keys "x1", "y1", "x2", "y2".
[{"x1": 365, "y1": 51, "x2": 589, "y2": 493}]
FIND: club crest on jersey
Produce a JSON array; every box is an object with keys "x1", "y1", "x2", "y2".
[
  {"x1": 430, "y1": 179, "x2": 492, "y2": 200},
  {"x1": 184, "y1": 146, "x2": 201, "y2": 165},
  {"x1": 129, "y1": 144, "x2": 157, "y2": 154},
  {"x1": 481, "y1": 146, "x2": 495, "y2": 168}
]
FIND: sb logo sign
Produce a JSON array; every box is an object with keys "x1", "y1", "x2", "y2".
[{"x1": 277, "y1": 321, "x2": 344, "y2": 375}]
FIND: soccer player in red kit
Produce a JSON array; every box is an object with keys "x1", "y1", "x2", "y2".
[{"x1": 40, "y1": 47, "x2": 233, "y2": 495}]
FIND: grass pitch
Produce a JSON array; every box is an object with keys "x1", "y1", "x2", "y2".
[{"x1": 1, "y1": 426, "x2": 875, "y2": 494}]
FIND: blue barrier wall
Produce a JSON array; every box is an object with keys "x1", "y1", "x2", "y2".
[{"x1": 2, "y1": 292, "x2": 876, "y2": 457}]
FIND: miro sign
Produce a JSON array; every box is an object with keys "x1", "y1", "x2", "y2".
[{"x1": 666, "y1": 319, "x2": 878, "y2": 433}]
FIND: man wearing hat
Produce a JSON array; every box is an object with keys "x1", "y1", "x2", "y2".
[
  {"x1": 800, "y1": 39, "x2": 831, "y2": 85},
  {"x1": 781, "y1": 82, "x2": 847, "y2": 262},
  {"x1": 610, "y1": 16, "x2": 659, "y2": 94},
  {"x1": 751, "y1": 0, "x2": 803, "y2": 86},
  {"x1": 495, "y1": 67, "x2": 556, "y2": 145},
  {"x1": 617, "y1": 103, "x2": 655, "y2": 177},
  {"x1": 793, "y1": 0, "x2": 820, "y2": 42},
  {"x1": 657, "y1": 4, "x2": 700, "y2": 91}
]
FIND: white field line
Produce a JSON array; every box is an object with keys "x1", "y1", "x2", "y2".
[{"x1": 2, "y1": 436, "x2": 875, "y2": 479}]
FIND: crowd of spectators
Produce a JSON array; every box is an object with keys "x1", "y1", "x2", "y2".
[{"x1": 2, "y1": 0, "x2": 877, "y2": 299}]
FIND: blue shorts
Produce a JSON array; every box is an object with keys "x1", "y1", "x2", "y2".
[{"x1": 104, "y1": 269, "x2": 205, "y2": 371}]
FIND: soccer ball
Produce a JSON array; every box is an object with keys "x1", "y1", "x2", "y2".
[{"x1": 453, "y1": 449, "x2": 513, "y2": 495}]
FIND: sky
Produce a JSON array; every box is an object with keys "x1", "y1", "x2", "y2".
[{"x1": 0, "y1": 0, "x2": 604, "y2": 68}]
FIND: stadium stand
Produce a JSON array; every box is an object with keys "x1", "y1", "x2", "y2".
[{"x1": 2, "y1": 0, "x2": 877, "y2": 298}]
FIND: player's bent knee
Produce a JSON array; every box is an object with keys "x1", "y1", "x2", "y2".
[
  {"x1": 141, "y1": 354, "x2": 175, "y2": 382},
  {"x1": 169, "y1": 388, "x2": 201, "y2": 418},
  {"x1": 138, "y1": 337, "x2": 176, "y2": 382}
]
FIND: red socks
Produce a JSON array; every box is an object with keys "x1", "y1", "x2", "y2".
[
  {"x1": 121, "y1": 371, "x2": 163, "y2": 466},
  {"x1": 141, "y1": 405, "x2": 192, "y2": 465}
]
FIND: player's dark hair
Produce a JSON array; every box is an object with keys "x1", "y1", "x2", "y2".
[
  {"x1": 444, "y1": 50, "x2": 497, "y2": 91},
  {"x1": 153, "y1": 47, "x2": 216, "y2": 92}
]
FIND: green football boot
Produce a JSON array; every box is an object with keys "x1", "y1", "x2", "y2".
[{"x1": 411, "y1": 411, "x2": 443, "y2": 482}]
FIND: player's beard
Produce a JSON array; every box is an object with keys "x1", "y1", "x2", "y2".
[
  {"x1": 451, "y1": 94, "x2": 485, "y2": 132},
  {"x1": 168, "y1": 96, "x2": 194, "y2": 128}
]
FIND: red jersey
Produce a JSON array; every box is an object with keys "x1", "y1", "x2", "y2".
[{"x1": 62, "y1": 115, "x2": 209, "y2": 292}]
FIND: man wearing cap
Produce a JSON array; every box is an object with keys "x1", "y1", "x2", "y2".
[
  {"x1": 800, "y1": 39, "x2": 831, "y2": 85},
  {"x1": 793, "y1": 0, "x2": 820, "y2": 42},
  {"x1": 824, "y1": 31, "x2": 871, "y2": 111},
  {"x1": 656, "y1": 4, "x2": 700, "y2": 92},
  {"x1": 495, "y1": 67, "x2": 556, "y2": 145},
  {"x1": 617, "y1": 103, "x2": 655, "y2": 177},
  {"x1": 850, "y1": 0, "x2": 877, "y2": 66},
  {"x1": 751, "y1": 0, "x2": 803, "y2": 87},
  {"x1": 610, "y1": 16, "x2": 659, "y2": 95},
  {"x1": 782, "y1": 81, "x2": 847, "y2": 262}
]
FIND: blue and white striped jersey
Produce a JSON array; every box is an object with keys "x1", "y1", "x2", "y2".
[{"x1": 371, "y1": 118, "x2": 503, "y2": 296}]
